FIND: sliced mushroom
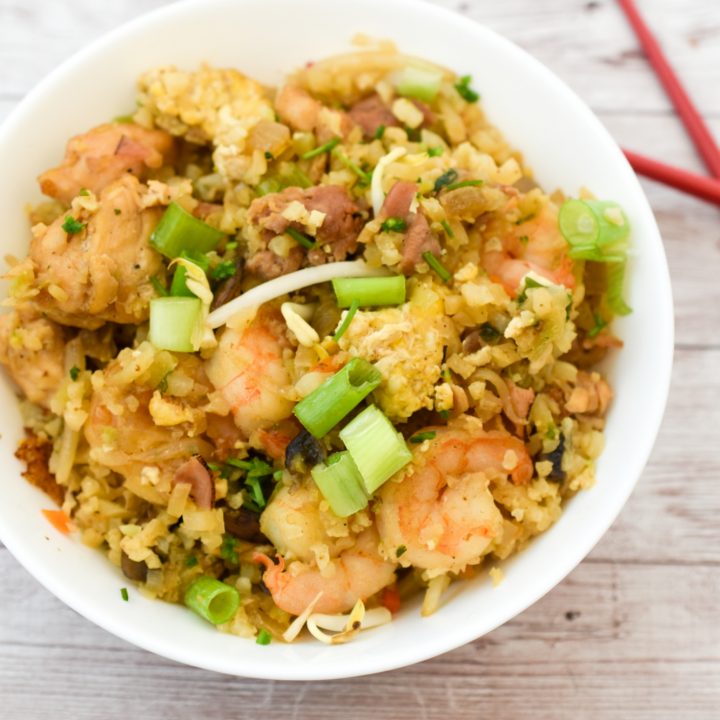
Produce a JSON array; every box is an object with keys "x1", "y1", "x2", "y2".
[
  {"x1": 121, "y1": 551, "x2": 148, "y2": 582},
  {"x1": 224, "y1": 507, "x2": 268, "y2": 544},
  {"x1": 285, "y1": 429, "x2": 326, "y2": 475}
]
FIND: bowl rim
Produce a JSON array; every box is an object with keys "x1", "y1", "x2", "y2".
[{"x1": 0, "y1": 0, "x2": 674, "y2": 680}]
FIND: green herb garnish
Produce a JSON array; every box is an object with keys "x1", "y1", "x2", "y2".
[
  {"x1": 256, "y1": 629, "x2": 272, "y2": 645},
  {"x1": 61, "y1": 216, "x2": 86, "y2": 235},
  {"x1": 211, "y1": 260, "x2": 236, "y2": 281},
  {"x1": 445, "y1": 179, "x2": 484, "y2": 192},
  {"x1": 69, "y1": 366, "x2": 80, "y2": 382},
  {"x1": 301, "y1": 137, "x2": 340, "y2": 160},
  {"x1": 433, "y1": 169, "x2": 459, "y2": 193},
  {"x1": 220, "y1": 534, "x2": 239, "y2": 565},
  {"x1": 440, "y1": 219, "x2": 455, "y2": 238},
  {"x1": 427, "y1": 146, "x2": 444, "y2": 157},
  {"x1": 78, "y1": 188, "x2": 90, "y2": 197},
  {"x1": 286, "y1": 226, "x2": 316, "y2": 250},
  {"x1": 373, "y1": 124, "x2": 386, "y2": 140},
  {"x1": 185, "y1": 555, "x2": 199, "y2": 568},
  {"x1": 422, "y1": 251, "x2": 452, "y2": 283},
  {"x1": 588, "y1": 312, "x2": 608, "y2": 338},
  {"x1": 380, "y1": 217, "x2": 408, "y2": 233},
  {"x1": 120, "y1": 588, "x2": 129, "y2": 602},
  {"x1": 333, "y1": 299, "x2": 360, "y2": 342},
  {"x1": 264, "y1": 151, "x2": 274, "y2": 160},
  {"x1": 396, "y1": 545, "x2": 407, "y2": 558},
  {"x1": 410, "y1": 431, "x2": 436, "y2": 444},
  {"x1": 454, "y1": 74, "x2": 480, "y2": 103}
]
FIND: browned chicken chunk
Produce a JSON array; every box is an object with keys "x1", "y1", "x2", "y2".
[{"x1": 38, "y1": 122, "x2": 175, "y2": 204}]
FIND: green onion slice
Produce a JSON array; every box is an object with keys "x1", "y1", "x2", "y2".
[
  {"x1": 333, "y1": 300, "x2": 360, "y2": 342},
  {"x1": 454, "y1": 75, "x2": 480, "y2": 103},
  {"x1": 394, "y1": 66, "x2": 443, "y2": 103},
  {"x1": 422, "y1": 252, "x2": 452, "y2": 283},
  {"x1": 558, "y1": 199, "x2": 630, "y2": 262},
  {"x1": 286, "y1": 226, "x2": 316, "y2": 249},
  {"x1": 339, "y1": 405, "x2": 412, "y2": 494},
  {"x1": 380, "y1": 217, "x2": 408, "y2": 233},
  {"x1": 170, "y1": 252, "x2": 210, "y2": 297},
  {"x1": 150, "y1": 202, "x2": 226, "y2": 259},
  {"x1": 312, "y1": 451, "x2": 369, "y2": 518},
  {"x1": 332, "y1": 276, "x2": 406, "y2": 308},
  {"x1": 445, "y1": 179, "x2": 484, "y2": 192},
  {"x1": 293, "y1": 357, "x2": 382, "y2": 438},
  {"x1": 607, "y1": 261, "x2": 632, "y2": 316},
  {"x1": 149, "y1": 296, "x2": 202, "y2": 352},
  {"x1": 301, "y1": 137, "x2": 340, "y2": 160},
  {"x1": 184, "y1": 576, "x2": 240, "y2": 625}
]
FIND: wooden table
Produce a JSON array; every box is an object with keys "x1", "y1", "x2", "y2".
[{"x1": 1, "y1": 1, "x2": 718, "y2": 717}]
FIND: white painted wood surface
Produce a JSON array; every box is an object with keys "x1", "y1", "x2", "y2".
[{"x1": 1, "y1": 0, "x2": 718, "y2": 717}]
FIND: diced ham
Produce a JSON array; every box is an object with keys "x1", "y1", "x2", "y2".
[
  {"x1": 348, "y1": 94, "x2": 399, "y2": 138},
  {"x1": 172, "y1": 456, "x2": 215, "y2": 510},
  {"x1": 379, "y1": 181, "x2": 417, "y2": 221},
  {"x1": 400, "y1": 212, "x2": 441, "y2": 275}
]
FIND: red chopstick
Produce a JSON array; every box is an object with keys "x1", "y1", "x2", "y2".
[
  {"x1": 618, "y1": 0, "x2": 720, "y2": 177},
  {"x1": 623, "y1": 149, "x2": 720, "y2": 205}
]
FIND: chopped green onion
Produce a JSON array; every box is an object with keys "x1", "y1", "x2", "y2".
[
  {"x1": 558, "y1": 199, "x2": 630, "y2": 262},
  {"x1": 120, "y1": 587, "x2": 129, "y2": 601},
  {"x1": 438, "y1": 409, "x2": 450, "y2": 420},
  {"x1": 256, "y1": 178, "x2": 282, "y2": 196},
  {"x1": 380, "y1": 217, "x2": 408, "y2": 233},
  {"x1": 607, "y1": 261, "x2": 632, "y2": 316},
  {"x1": 293, "y1": 357, "x2": 382, "y2": 438},
  {"x1": 433, "y1": 169, "x2": 459, "y2": 193},
  {"x1": 150, "y1": 202, "x2": 226, "y2": 259},
  {"x1": 333, "y1": 299, "x2": 360, "y2": 342},
  {"x1": 244, "y1": 476, "x2": 266, "y2": 510},
  {"x1": 394, "y1": 66, "x2": 443, "y2": 103},
  {"x1": 373, "y1": 124, "x2": 386, "y2": 140},
  {"x1": 285, "y1": 226, "x2": 316, "y2": 249},
  {"x1": 170, "y1": 252, "x2": 210, "y2": 297},
  {"x1": 61, "y1": 216, "x2": 86, "y2": 235},
  {"x1": 516, "y1": 276, "x2": 544, "y2": 304},
  {"x1": 396, "y1": 545, "x2": 407, "y2": 558},
  {"x1": 226, "y1": 241, "x2": 238, "y2": 251},
  {"x1": 478, "y1": 322, "x2": 501, "y2": 343},
  {"x1": 211, "y1": 260, "x2": 237, "y2": 281},
  {"x1": 440, "y1": 219, "x2": 455, "y2": 238},
  {"x1": 220, "y1": 534, "x2": 239, "y2": 564},
  {"x1": 114, "y1": 114, "x2": 134, "y2": 124},
  {"x1": 78, "y1": 187, "x2": 90, "y2": 197},
  {"x1": 445, "y1": 179, "x2": 484, "y2": 192},
  {"x1": 301, "y1": 137, "x2": 341, "y2": 160},
  {"x1": 519, "y1": 235, "x2": 529, "y2": 245},
  {"x1": 332, "y1": 276, "x2": 406, "y2": 308},
  {"x1": 334, "y1": 150, "x2": 371, "y2": 185},
  {"x1": 422, "y1": 252, "x2": 452, "y2": 283},
  {"x1": 264, "y1": 151, "x2": 274, "y2": 160},
  {"x1": 150, "y1": 275, "x2": 168, "y2": 297},
  {"x1": 588, "y1": 312, "x2": 608, "y2": 338},
  {"x1": 226, "y1": 457, "x2": 273, "y2": 476},
  {"x1": 427, "y1": 146, "x2": 444, "y2": 157},
  {"x1": 339, "y1": 405, "x2": 412, "y2": 494},
  {"x1": 273, "y1": 469, "x2": 284, "y2": 481},
  {"x1": 312, "y1": 451, "x2": 369, "y2": 517},
  {"x1": 409, "y1": 431, "x2": 436, "y2": 443},
  {"x1": 454, "y1": 74, "x2": 480, "y2": 103},
  {"x1": 69, "y1": 366, "x2": 80, "y2": 382},
  {"x1": 256, "y1": 629, "x2": 272, "y2": 645},
  {"x1": 185, "y1": 555, "x2": 199, "y2": 568},
  {"x1": 515, "y1": 212, "x2": 536, "y2": 225},
  {"x1": 149, "y1": 296, "x2": 202, "y2": 352},
  {"x1": 184, "y1": 576, "x2": 240, "y2": 625},
  {"x1": 114, "y1": 208, "x2": 122, "y2": 216}
]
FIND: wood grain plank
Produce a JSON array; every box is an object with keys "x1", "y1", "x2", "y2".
[{"x1": 0, "y1": 557, "x2": 717, "y2": 720}]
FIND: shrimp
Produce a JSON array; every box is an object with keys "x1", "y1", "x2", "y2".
[
  {"x1": 483, "y1": 202, "x2": 575, "y2": 295},
  {"x1": 204, "y1": 305, "x2": 295, "y2": 439},
  {"x1": 376, "y1": 416, "x2": 533, "y2": 574},
  {"x1": 256, "y1": 480, "x2": 396, "y2": 615}
]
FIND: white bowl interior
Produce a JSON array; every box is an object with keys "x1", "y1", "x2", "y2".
[{"x1": 0, "y1": 0, "x2": 672, "y2": 680}]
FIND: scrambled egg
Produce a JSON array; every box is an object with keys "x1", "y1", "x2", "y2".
[{"x1": 338, "y1": 284, "x2": 449, "y2": 421}]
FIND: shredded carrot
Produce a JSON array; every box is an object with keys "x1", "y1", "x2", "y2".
[
  {"x1": 42, "y1": 508, "x2": 71, "y2": 535},
  {"x1": 381, "y1": 585, "x2": 402, "y2": 614}
]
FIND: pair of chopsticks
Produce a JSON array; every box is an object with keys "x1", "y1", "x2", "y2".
[{"x1": 617, "y1": 0, "x2": 720, "y2": 205}]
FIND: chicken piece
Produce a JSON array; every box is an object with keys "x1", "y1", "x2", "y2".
[
  {"x1": 348, "y1": 94, "x2": 399, "y2": 138},
  {"x1": 246, "y1": 186, "x2": 363, "y2": 279},
  {"x1": 0, "y1": 309, "x2": 67, "y2": 409},
  {"x1": 28, "y1": 175, "x2": 164, "y2": 329},
  {"x1": 38, "y1": 123, "x2": 174, "y2": 205}
]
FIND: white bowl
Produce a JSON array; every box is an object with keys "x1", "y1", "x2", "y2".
[{"x1": 0, "y1": 0, "x2": 673, "y2": 680}]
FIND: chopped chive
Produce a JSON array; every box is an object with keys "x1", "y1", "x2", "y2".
[
  {"x1": 285, "y1": 226, "x2": 316, "y2": 249},
  {"x1": 293, "y1": 357, "x2": 382, "y2": 438},
  {"x1": 440, "y1": 219, "x2": 455, "y2": 238},
  {"x1": 333, "y1": 299, "x2": 360, "y2": 342},
  {"x1": 184, "y1": 576, "x2": 240, "y2": 625},
  {"x1": 273, "y1": 469, "x2": 284, "y2": 481},
  {"x1": 150, "y1": 275, "x2": 168, "y2": 297},
  {"x1": 516, "y1": 276, "x2": 544, "y2": 304},
  {"x1": 185, "y1": 555, "x2": 199, "y2": 568},
  {"x1": 445, "y1": 179, "x2": 484, "y2": 192},
  {"x1": 333, "y1": 150, "x2": 372, "y2": 185},
  {"x1": 120, "y1": 587, "x2": 129, "y2": 601},
  {"x1": 422, "y1": 251, "x2": 452, "y2": 283},
  {"x1": 256, "y1": 629, "x2": 272, "y2": 645},
  {"x1": 114, "y1": 208, "x2": 122, "y2": 216},
  {"x1": 409, "y1": 431, "x2": 436, "y2": 443},
  {"x1": 151, "y1": 202, "x2": 225, "y2": 259},
  {"x1": 588, "y1": 312, "x2": 608, "y2": 338},
  {"x1": 225, "y1": 241, "x2": 238, "y2": 251},
  {"x1": 226, "y1": 457, "x2": 273, "y2": 476},
  {"x1": 220, "y1": 534, "x2": 239, "y2": 564},
  {"x1": 61, "y1": 216, "x2": 86, "y2": 235},
  {"x1": 244, "y1": 476, "x2": 266, "y2": 510},
  {"x1": 396, "y1": 545, "x2": 407, "y2": 558},
  {"x1": 519, "y1": 235, "x2": 529, "y2": 245},
  {"x1": 380, "y1": 217, "x2": 408, "y2": 233},
  {"x1": 312, "y1": 451, "x2": 369, "y2": 517},
  {"x1": 454, "y1": 74, "x2": 480, "y2": 103},
  {"x1": 78, "y1": 187, "x2": 90, "y2": 197},
  {"x1": 515, "y1": 212, "x2": 537, "y2": 225},
  {"x1": 158, "y1": 372, "x2": 170, "y2": 394},
  {"x1": 264, "y1": 151, "x2": 274, "y2": 160},
  {"x1": 301, "y1": 137, "x2": 341, "y2": 160},
  {"x1": 211, "y1": 260, "x2": 236, "y2": 281},
  {"x1": 69, "y1": 366, "x2": 80, "y2": 382},
  {"x1": 427, "y1": 146, "x2": 444, "y2": 157},
  {"x1": 332, "y1": 276, "x2": 406, "y2": 308},
  {"x1": 373, "y1": 124, "x2": 386, "y2": 140},
  {"x1": 339, "y1": 405, "x2": 412, "y2": 494},
  {"x1": 114, "y1": 114, "x2": 134, "y2": 124},
  {"x1": 433, "y1": 169, "x2": 459, "y2": 193},
  {"x1": 438, "y1": 409, "x2": 450, "y2": 420}
]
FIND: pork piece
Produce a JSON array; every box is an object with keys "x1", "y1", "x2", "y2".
[
  {"x1": 172, "y1": 456, "x2": 215, "y2": 510},
  {"x1": 15, "y1": 429, "x2": 64, "y2": 505},
  {"x1": 223, "y1": 508, "x2": 267, "y2": 544},
  {"x1": 275, "y1": 85, "x2": 322, "y2": 132},
  {"x1": 28, "y1": 175, "x2": 164, "y2": 329},
  {"x1": 38, "y1": 122, "x2": 175, "y2": 204},
  {"x1": 348, "y1": 94, "x2": 399, "y2": 138},
  {"x1": 378, "y1": 181, "x2": 440, "y2": 275},
  {"x1": 0, "y1": 309, "x2": 67, "y2": 408},
  {"x1": 246, "y1": 185, "x2": 363, "y2": 278}
]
